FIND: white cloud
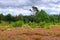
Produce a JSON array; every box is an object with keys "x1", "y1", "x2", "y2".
[
  {"x1": 36, "y1": 5, "x2": 60, "y2": 15},
  {"x1": 0, "y1": 8, "x2": 32, "y2": 16},
  {"x1": 49, "y1": 3, "x2": 60, "y2": 8},
  {"x1": 0, "y1": 0, "x2": 60, "y2": 15},
  {"x1": 41, "y1": 0, "x2": 50, "y2": 3},
  {"x1": 52, "y1": 0, "x2": 59, "y2": 2},
  {"x1": 41, "y1": 0, "x2": 59, "y2": 3},
  {"x1": 49, "y1": 12, "x2": 59, "y2": 15},
  {"x1": 0, "y1": 0, "x2": 30, "y2": 6}
]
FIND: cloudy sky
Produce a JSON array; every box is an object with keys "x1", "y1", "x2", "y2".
[{"x1": 0, "y1": 0, "x2": 60, "y2": 16}]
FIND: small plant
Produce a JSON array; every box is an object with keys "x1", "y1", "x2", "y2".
[
  {"x1": 44, "y1": 23, "x2": 51, "y2": 29},
  {"x1": 10, "y1": 21, "x2": 24, "y2": 27},
  {"x1": 45, "y1": 26, "x2": 50, "y2": 30},
  {"x1": 50, "y1": 31, "x2": 56, "y2": 37},
  {"x1": 28, "y1": 22, "x2": 36, "y2": 28},
  {"x1": 39, "y1": 21, "x2": 46, "y2": 28}
]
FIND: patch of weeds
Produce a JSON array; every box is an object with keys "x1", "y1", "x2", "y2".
[
  {"x1": 45, "y1": 25, "x2": 51, "y2": 30},
  {"x1": 50, "y1": 32, "x2": 56, "y2": 37}
]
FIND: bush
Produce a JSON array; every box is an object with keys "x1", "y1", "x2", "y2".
[
  {"x1": 28, "y1": 22, "x2": 36, "y2": 28},
  {"x1": 10, "y1": 21, "x2": 24, "y2": 27},
  {"x1": 44, "y1": 25, "x2": 51, "y2": 29},
  {"x1": 39, "y1": 22, "x2": 51, "y2": 29},
  {"x1": 39, "y1": 21, "x2": 46, "y2": 28}
]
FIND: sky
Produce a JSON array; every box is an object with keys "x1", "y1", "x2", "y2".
[{"x1": 0, "y1": 0, "x2": 60, "y2": 16}]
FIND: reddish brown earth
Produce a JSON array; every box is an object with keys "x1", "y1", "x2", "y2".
[{"x1": 0, "y1": 26, "x2": 60, "y2": 40}]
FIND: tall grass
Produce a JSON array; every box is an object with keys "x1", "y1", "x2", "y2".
[{"x1": 0, "y1": 21, "x2": 10, "y2": 30}]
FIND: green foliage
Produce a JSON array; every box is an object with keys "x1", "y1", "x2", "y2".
[
  {"x1": 29, "y1": 6, "x2": 39, "y2": 14},
  {"x1": 44, "y1": 23, "x2": 51, "y2": 29},
  {"x1": 10, "y1": 21, "x2": 24, "y2": 27},
  {"x1": 32, "y1": 6, "x2": 39, "y2": 12},
  {"x1": 0, "y1": 6, "x2": 60, "y2": 28},
  {"x1": 0, "y1": 21, "x2": 9, "y2": 26},
  {"x1": 28, "y1": 22, "x2": 37, "y2": 28},
  {"x1": 0, "y1": 14, "x2": 4, "y2": 23},
  {"x1": 4, "y1": 14, "x2": 15, "y2": 23},
  {"x1": 39, "y1": 21, "x2": 46, "y2": 28},
  {"x1": 34, "y1": 9, "x2": 50, "y2": 23},
  {"x1": 16, "y1": 14, "x2": 24, "y2": 21}
]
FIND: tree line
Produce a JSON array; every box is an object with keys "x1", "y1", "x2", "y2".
[{"x1": 0, "y1": 6, "x2": 60, "y2": 24}]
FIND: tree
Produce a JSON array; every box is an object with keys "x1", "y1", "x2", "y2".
[
  {"x1": 58, "y1": 14, "x2": 60, "y2": 22},
  {"x1": 50, "y1": 15, "x2": 59, "y2": 22},
  {"x1": 32, "y1": 6, "x2": 39, "y2": 12},
  {"x1": 34, "y1": 10, "x2": 49, "y2": 23},
  {"x1": 4, "y1": 14, "x2": 14, "y2": 23},
  {"x1": 23, "y1": 16, "x2": 29, "y2": 23},
  {"x1": 15, "y1": 14, "x2": 24, "y2": 21},
  {"x1": 0, "y1": 14, "x2": 4, "y2": 23},
  {"x1": 29, "y1": 6, "x2": 39, "y2": 15}
]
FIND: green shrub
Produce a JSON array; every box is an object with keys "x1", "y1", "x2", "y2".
[
  {"x1": 10, "y1": 21, "x2": 24, "y2": 27},
  {"x1": 44, "y1": 23, "x2": 51, "y2": 29},
  {"x1": 44, "y1": 25, "x2": 51, "y2": 29},
  {"x1": 28, "y1": 22, "x2": 36, "y2": 28},
  {"x1": 39, "y1": 21, "x2": 46, "y2": 28}
]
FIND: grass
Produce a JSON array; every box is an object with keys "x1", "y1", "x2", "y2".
[
  {"x1": 10, "y1": 21, "x2": 24, "y2": 27},
  {"x1": 0, "y1": 21, "x2": 60, "y2": 30}
]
